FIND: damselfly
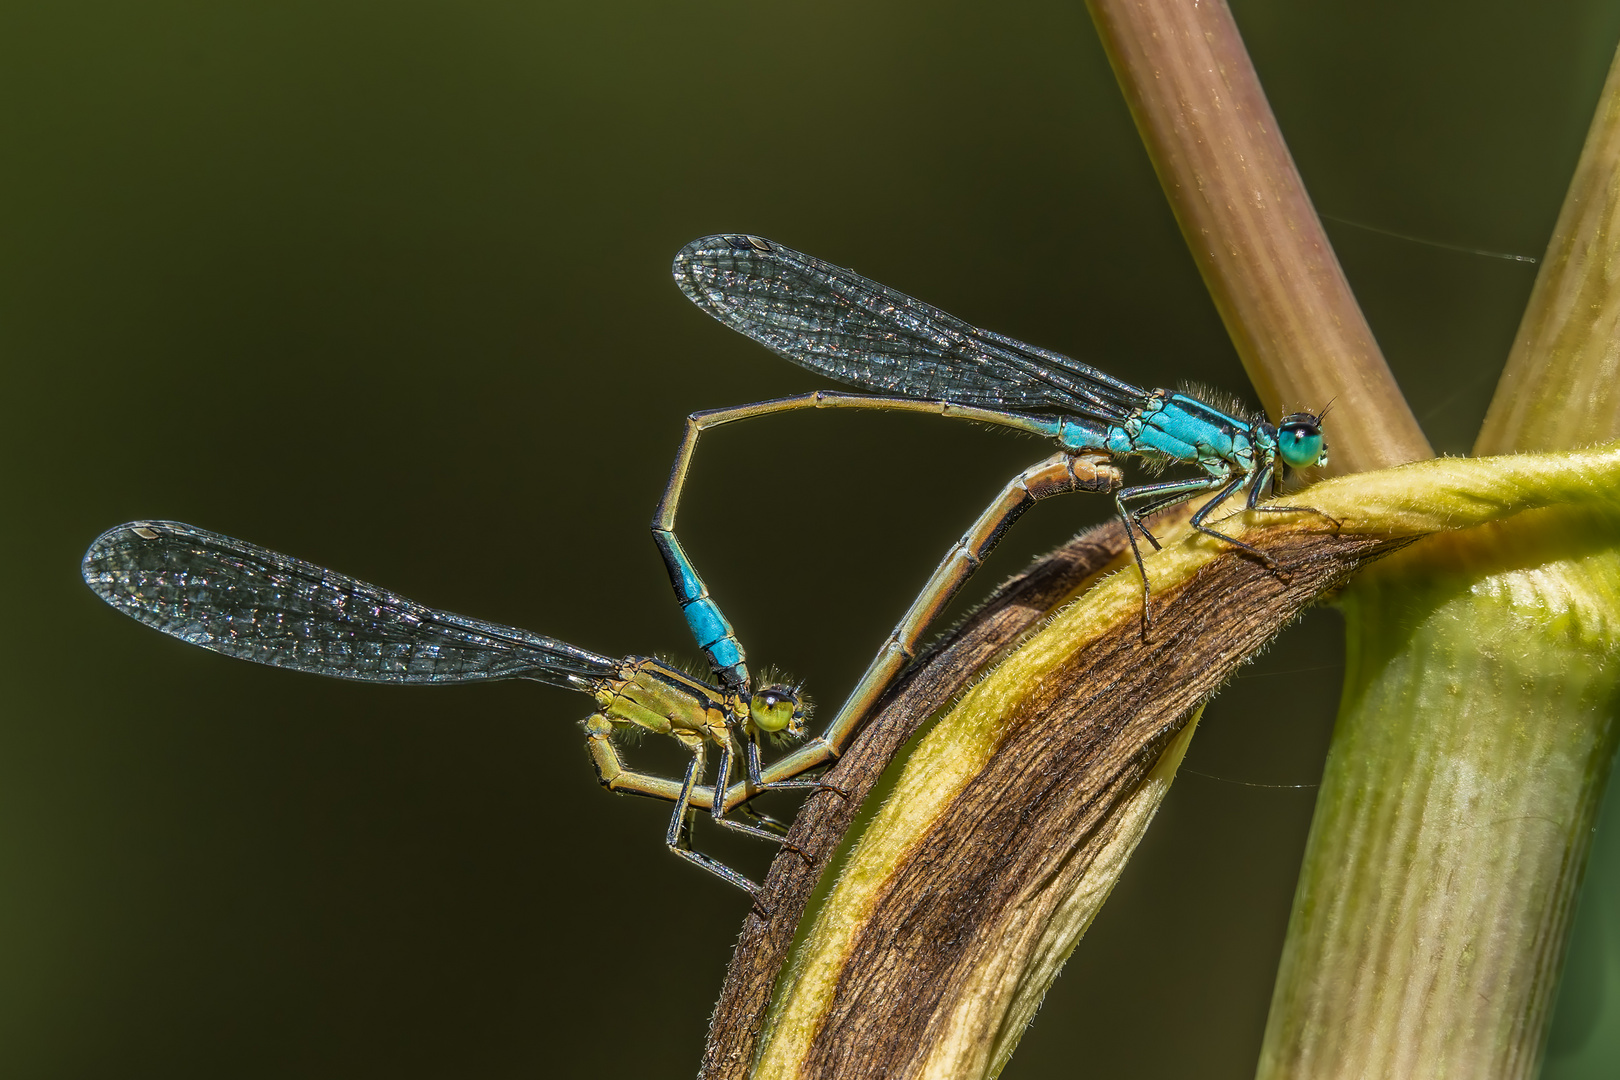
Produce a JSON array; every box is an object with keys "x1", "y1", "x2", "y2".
[
  {"x1": 82, "y1": 520, "x2": 810, "y2": 895},
  {"x1": 82, "y1": 440, "x2": 1115, "y2": 896},
  {"x1": 655, "y1": 234, "x2": 1331, "y2": 796}
]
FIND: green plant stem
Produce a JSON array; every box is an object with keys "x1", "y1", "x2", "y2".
[
  {"x1": 1260, "y1": 37, "x2": 1620, "y2": 1080},
  {"x1": 1476, "y1": 42, "x2": 1620, "y2": 455},
  {"x1": 1259, "y1": 519, "x2": 1620, "y2": 1078}
]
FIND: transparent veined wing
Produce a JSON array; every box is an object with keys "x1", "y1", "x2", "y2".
[
  {"x1": 83, "y1": 521, "x2": 618, "y2": 689},
  {"x1": 673, "y1": 234, "x2": 1148, "y2": 422}
]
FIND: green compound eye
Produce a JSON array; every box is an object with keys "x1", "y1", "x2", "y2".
[
  {"x1": 1276, "y1": 415, "x2": 1327, "y2": 469},
  {"x1": 749, "y1": 686, "x2": 803, "y2": 735}
]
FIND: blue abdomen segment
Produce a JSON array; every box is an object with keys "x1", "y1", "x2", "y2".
[
  {"x1": 652, "y1": 531, "x2": 749, "y2": 688},
  {"x1": 1054, "y1": 416, "x2": 1110, "y2": 452}
]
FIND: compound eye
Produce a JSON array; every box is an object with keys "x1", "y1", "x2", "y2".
[
  {"x1": 1277, "y1": 419, "x2": 1326, "y2": 469},
  {"x1": 750, "y1": 686, "x2": 803, "y2": 735}
]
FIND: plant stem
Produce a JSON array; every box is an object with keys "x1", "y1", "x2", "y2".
[
  {"x1": 1259, "y1": 519, "x2": 1620, "y2": 1078},
  {"x1": 1476, "y1": 43, "x2": 1620, "y2": 455},
  {"x1": 750, "y1": 447, "x2": 1620, "y2": 1079},
  {"x1": 753, "y1": 520, "x2": 1410, "y2": 1080},
  {"x1": 1085, "y1": 0, "x2": 1430, "y2": 472},
  {"x1": 1261, "y1": 37, "x2": 1620, "y2": 1080},
  {"x1": 696, "y1": 523, "x2": 1137, "y2": 1080}
]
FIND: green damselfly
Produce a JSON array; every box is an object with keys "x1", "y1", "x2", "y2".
[{"x1": 81, "y1": 519, "x2": 808, "y2": 895}]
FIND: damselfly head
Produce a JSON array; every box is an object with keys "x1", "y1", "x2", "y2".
[
  {"x1": 749, "y1": 683, "x2": 809, "y2": 740},
  {"x1": 1276, "y1": 411, "x2": 1329, "y2": 470}
]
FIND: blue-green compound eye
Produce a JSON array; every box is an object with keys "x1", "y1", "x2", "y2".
[
  {"x1": 750, "y1": 686, "x2": 803, "y2": 735},
  {"x1": 1276, "y1": 415, "x2": 1327, "y2": 469}
]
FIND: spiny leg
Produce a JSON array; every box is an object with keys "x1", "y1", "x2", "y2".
[
  {"x1": 661, "y1": 741, "x2": 765, "y2": 895},
  {"x1": 1187, "y1": 472, "x2": 1282, "y2": 564},
  {"x1": 736, "y1": 800, "x2": 792, "y2": 837},
  {"x1": 586, "y1": 711, "x2": 814, "y2": 877},
  {"x1": 1240, "y1": 461, "x2": 1344, "y2": 529},
  {"x1": 585, "y1": 715, "x2": 800, "y2": 856},
  {"x1": 1115, "y1": 474, "x2": 1240, "y2": 548},
  {"x1": 1195, "y1": 462, "x2": 1343, "y2": 582},
  {"x1": 1135, "y1": 463, "x2": 1333, "y2": 543},
  {"x1": 1114, "y1": 473, "x2": 1233, "y2": 634},
  {"x1": 1176, "y1": 468, "x2": 1341, "y2": 588},
  {"x1": 1245, "y1": 503, "x2": 1344, "y2": 529},
  {"x1": 741, "y1": 732, "x2": 845, "y2": 799},
  {"x1": 1116, "y1": 466, "x2": 1335, "y2": 634},
  {"x1": 705, "y1": 731, "x2": 812, "y2": 864}
]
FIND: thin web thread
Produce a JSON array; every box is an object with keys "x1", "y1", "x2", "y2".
[{"x1": 1320, "y1": 212, "x2": 1538, "y2": 264}]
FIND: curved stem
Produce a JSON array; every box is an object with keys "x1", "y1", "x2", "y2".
[
  {"x1": 1476, "y1": 42, "x2": 1620, "y2": 455},
  {"x1": 1265, "y1": 35, "x2": 1620, "y2": 1079}
]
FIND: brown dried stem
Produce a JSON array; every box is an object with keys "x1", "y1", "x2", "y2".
[{"x1": 755, "y1": 525, "x2": 1408, "y2": 1078}]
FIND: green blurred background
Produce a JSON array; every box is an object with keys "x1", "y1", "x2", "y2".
[{"x1": 4, "y1": 1, "x2": 1618, "y2": 1076}]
